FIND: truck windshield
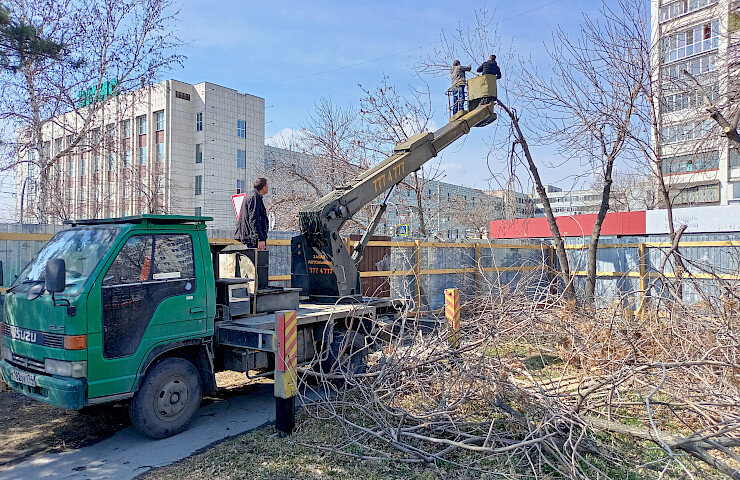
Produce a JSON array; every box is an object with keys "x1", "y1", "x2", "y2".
[{"x1": 11, "y1": 227, "x2": 119, "y2": 296}]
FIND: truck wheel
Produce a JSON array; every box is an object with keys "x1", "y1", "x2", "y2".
[
  {"x1": 321, "y1": 328, "x2": 368, "y2": 379},
  {"x1": 129, "y1": 357, "x2": 202, "y2": 439}
]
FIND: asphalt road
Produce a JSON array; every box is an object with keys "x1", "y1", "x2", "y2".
[{"x1": 0, "y1": 383, "x2": 279, "y2": 480}]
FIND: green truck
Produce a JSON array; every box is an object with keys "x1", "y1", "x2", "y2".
[
  {"x1": 1, "y1": 215, "x2": 392, "y2": 438},
  {"x1": 0, "y1": 97, "x2": 497, "y2": 439}
]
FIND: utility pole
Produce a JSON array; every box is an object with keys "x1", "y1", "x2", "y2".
[{"x1": 19, "y1": 177, "x2": 29, "y2": 226}]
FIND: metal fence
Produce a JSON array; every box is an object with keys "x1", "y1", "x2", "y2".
[{"x1": 2, "y1": 225, "x2": 740, "y2": 310}]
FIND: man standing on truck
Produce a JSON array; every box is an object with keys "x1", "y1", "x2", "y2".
[{"x1": 235, "y1": 177, "x2": 269, "y2": 250}]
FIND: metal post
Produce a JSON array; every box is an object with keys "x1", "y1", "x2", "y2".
[
  {"x1": 414, "y1": 240, "x2": 422, "y2": 314},
  {"x1": 638, "y1": 243, "x2": 647, "y2": 317},
  {"x1": 445, "y1": 288, "x2": 460, "y2": 348},
  {"x1": 274, "y1": 310, "x2": 298, "y2": 435},
  {"x1": 474, "y1": 243, "x2": 482, "y2": 295}
]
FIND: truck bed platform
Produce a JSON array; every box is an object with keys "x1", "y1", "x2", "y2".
[{"x1": 215, "y1": 299, "x2": 400, "y2": 351}]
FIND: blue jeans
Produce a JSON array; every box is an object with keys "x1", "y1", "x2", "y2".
[{"x1": 452, "y1": 86, "x2": 465, "y2": 115}]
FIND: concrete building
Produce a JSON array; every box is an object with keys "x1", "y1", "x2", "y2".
[
  {"x1": 652, "y1": 0, "x2": 738, "y2": 206},
  {"x1": 17, "y1": 80, "x2": 265, "y2": 230},
  {"x1": 387, "y1": 180, "x2": 499, "y2": 239},
  {"x1": 530, "y1": 184, "x2": 657, "y2": 217},
  {"x1": 484, "y1": 189, "x2": 535, "y2": 218}
]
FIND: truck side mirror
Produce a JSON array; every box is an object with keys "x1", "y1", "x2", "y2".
[{"x1": 45, "y1": 259, "x2": 66, "y2": 293}]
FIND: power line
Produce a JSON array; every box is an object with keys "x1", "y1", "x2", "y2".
[{"x1": 246, "y1": 0, "x2": 561, "y2": 87}]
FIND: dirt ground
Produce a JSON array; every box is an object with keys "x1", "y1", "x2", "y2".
[{"x1": 0, "y1": 371, "x2": 257, "y2": 468}]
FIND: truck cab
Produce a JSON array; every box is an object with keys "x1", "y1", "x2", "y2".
[{"x1": 1, "y1": 215, "x2": 215, "y2": 435}]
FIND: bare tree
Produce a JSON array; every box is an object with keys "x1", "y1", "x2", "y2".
[
  {"x1": 266, "y1": 99, "x2": 371, "y2": 233},
  {"x1": 359, "y1": 77, "x2": 442, "y2": 236},
  {"x1": 518, "y1": 1, "x2": 645, "y2": 305},
  {"x1": 416, "y1": 8, "x2": 577, "y2": 297},
  {"x1": 0, "y1": 0, "x2": 183, "y2": 222}
]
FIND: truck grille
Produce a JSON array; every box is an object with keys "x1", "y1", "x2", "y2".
[
  {"x1": 2, "y1": 323, "x2": 65, "y2": 349},
  {"x1": 9, "y1": 352, "x2": 46, "y2": 374}
]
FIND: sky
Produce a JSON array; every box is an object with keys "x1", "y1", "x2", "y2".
[
  {"x1": 171, "y1": 0, "x2": 611, "y2": 191},
  {"x1": 0, "y1": 0, "x2": 617, "y2": 221}
]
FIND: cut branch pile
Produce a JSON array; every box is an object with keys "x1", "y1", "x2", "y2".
[{"x1": 294, "y1": 265, "x2": 740, "y2": 479}]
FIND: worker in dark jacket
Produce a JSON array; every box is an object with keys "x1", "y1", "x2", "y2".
[
  {"x1": 450, "y1": 60, "x2": 472, "y2": 115},
  {"x1": 477, "y1": 55, "x2": 502, "y2": 79},
  {"x1": 235, "y1": 177, "x2": 269, "y2": 250}
]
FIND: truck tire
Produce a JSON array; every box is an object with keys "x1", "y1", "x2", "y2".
[
  {"x1": 129, "y1": 357, "x2": 202, "y2": 439},
  {"x1": 321, "y1": 328, "x2": 368, "y2": 379}
]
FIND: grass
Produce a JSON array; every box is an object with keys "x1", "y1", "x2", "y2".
[{"x1": 140, "y1": 413, "x2": 450, "y2": 480}]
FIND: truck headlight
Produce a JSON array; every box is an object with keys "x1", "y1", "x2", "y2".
[
  {"x1": 44, "y1": 358, "x2": 87, "y2": 378},
  {"x1": 1, "y1": 345, "x2": 10, "y2": 362}
]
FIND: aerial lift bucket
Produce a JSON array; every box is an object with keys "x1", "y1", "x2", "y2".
[{"x1": 447, "y1": 74, "x2": 498, "y2": 125}]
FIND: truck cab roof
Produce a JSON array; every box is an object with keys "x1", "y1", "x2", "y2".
[{"x1": 64, "y1": 214, "x2": 213, "y2": 227}]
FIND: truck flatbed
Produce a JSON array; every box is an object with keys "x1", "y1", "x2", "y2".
[{"x1": 215, "y1": 299, "x2": 399, "y2": 351}]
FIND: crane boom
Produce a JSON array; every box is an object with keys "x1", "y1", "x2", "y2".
[{"x1": 291, "y1": 101, "x2": 497, "y2": 301}]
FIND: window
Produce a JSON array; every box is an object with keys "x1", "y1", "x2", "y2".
[
  {"x1": 122, "y1": 119, "x2": 131, "y2": 138},
  {"x1": 196, "y1": 112, "x2": 203, "y2": 131},
  {"x1": 195, "y1": 175, "x2": 202, "y2": 195},
  {"x1": 236, "y1": 179, "x2": 245, "y2": 193},
  {"x1": 662, "y1": 52, "x2": 716, "y2": 79},
  {"x1": 673, "y1": 183, "x2": 720, "y2": 205},
  {"x1": 661, "y1": 119, "x2": 715, "y2": 144},
  {"x1": 156, "y1": 143, "x2": 165, "y2": 162},
  {"x1": 662, "y1": 84, "x2": 719, "y2": 113},
  {"x1": 123, "y1": 150, "x2": 131, "y2": 167},
  {"x1": 107, "y1": 153, "x2": 115, "y2": 171},
  {"x1": 195, "y1": 143, "x2": 202, "y2": 163},
  {"x1": 175, "y1": 90, "x2": 190, "y2": 101},
  {"x1": 661, "y1": 150, "x2": 719, "y2": 174},
  {"x1": 103, "y1": 234, "x2": 195, "y2": 286},
  {"x1": 137, "y1": 115, "x2": 147, "y2": 136},
  {"x1": 237, "y1": 149, "x2": 246, "y2": 168},
  {"x1": 54, "y1": 138, "x2": 63, "y2": 155},
  {"x1": 81, "y1": 157, "x2": 87, "y2": 176},
  {"x1": 106, "y1": 123, "x2": 116, "y2": 142},
  {"x1": 662, "y1": 20, "x2": 719, "y2": 64},
  {"x1": 124, "y1": 185, "x2": 131, "y2": 198},
  {"x1": 194, "y1": 207, "x2": 202, "y2": 216},
  {"x1": 66, "y1": 134, "x2": 75, "y2": 148},
  {"x1": 155, "y1": 110, "x2": 165, "y2": 131},
  {"x1": 660, "y1": 0, "x2": 717, "y2": 22},
  {"x1": 101, "y1": 234, "x2": 195, "y2": 359},
  {"x1": 138, "y1": 146, "x2": 147, "y2": 165},
  {"x1": 94, "y1": 155, "x2": 101, "y2": 173},
  {"x1": 67, "y1": 159, "x2": 74, "y2": 176},
  {"x1": 237, "y1": 119, "x2": 246, "y2": 138}
]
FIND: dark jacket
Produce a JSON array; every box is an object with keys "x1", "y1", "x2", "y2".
[
  {"x1": 477, "y1": 60, "x2": 502, "y2": 79},
  {"x1": 235, "y1": 189, "x2": 268, "y2": 247}
]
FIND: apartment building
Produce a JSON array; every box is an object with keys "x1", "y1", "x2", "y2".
[
  {"x1": 652, "y1": 0, "x2": 739, "y2": 205},
  {"x1": 17, "y1": 80, "x2": 265, "y2": 230}
]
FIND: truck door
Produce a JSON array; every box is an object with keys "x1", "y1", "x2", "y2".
[{"x1": 87, "y1": 233, "x2": 206, "y2": 398}]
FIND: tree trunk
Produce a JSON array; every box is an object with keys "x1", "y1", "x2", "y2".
[
  {"x1": 496, "y1": 99, "x2": 575, "y2": 299},
  {"x1": 413, "y1": 172, "x2": 427, "y2": 236},
  {"x1": 585, "y1": 158, "x2": 615, "y2": 304}
]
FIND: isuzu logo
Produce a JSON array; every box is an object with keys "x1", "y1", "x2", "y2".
[
  {"x1": 2, "y1": 324, "x2": 64, "y2": 348},
  {"x1": 8, "y1": 325, "x2": 37, "y2": 344}
]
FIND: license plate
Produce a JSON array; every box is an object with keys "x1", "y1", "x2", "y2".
[{"x1": 10, "y1": 367, "x2": 36, "y2": 387}]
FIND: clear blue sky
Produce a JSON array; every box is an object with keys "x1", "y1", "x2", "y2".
[
  {"x1": 172, "y1": 0, "x2": 611, "y2": 191},
  {"x1": 0, "y1": 0, "x2": 615, "y2": 221}
]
